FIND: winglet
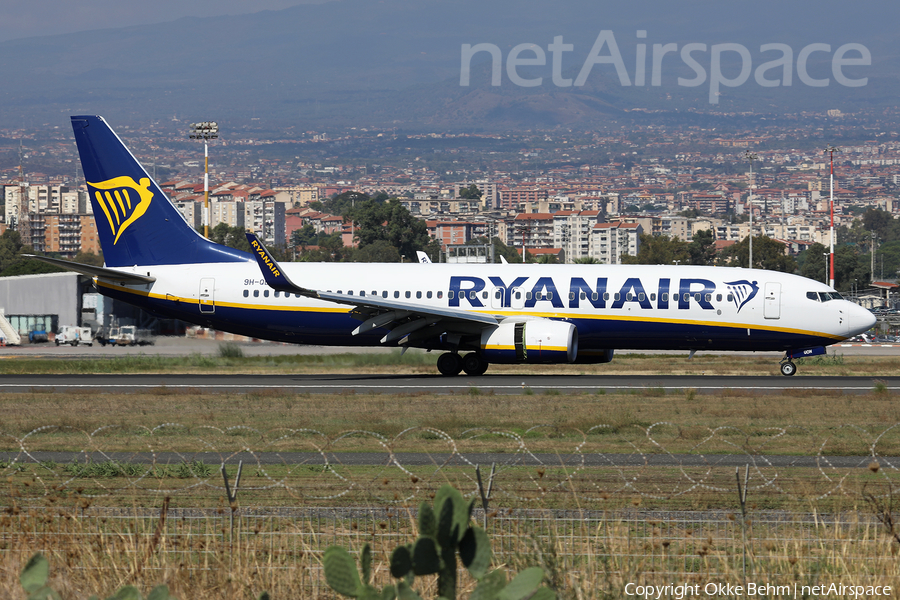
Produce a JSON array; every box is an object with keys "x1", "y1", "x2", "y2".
[{"x1": 245, "y1": 232, "x2": 316, "y2": 297}]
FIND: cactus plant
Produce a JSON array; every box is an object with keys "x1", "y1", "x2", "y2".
[
  {"x1": 324, "y1": 484, "x2": 555, "y2": 600},
  {"x1": 19, "y1": 553, "x2": 178, "y2": 600}
]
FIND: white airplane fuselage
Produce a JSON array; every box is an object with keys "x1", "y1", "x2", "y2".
[{"x1": 97, "y1": 260, "x2": 871, "y2": 357}]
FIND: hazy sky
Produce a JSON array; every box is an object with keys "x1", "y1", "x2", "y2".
[{"x1": 0, "y1": 0, "x2": 333, "y2": 41}]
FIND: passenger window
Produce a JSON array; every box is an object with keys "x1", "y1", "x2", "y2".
[
  {"x1": 371, "y1": 291, "x2": 376, "y2": 297},
  {"x1": 683, "y1": 293, "x2": 690, "y2": 302},
  {"x1": 626, "y1": 293, "x2": 633, "y2": 301},
  {"x1": 394, "y1": 291, "x2": 400, "y2": 298},
  {"x1": 416, "y1": 291, "x2": 422, "y2": 299},
  {"x1": 650, "y1": 293, "x2": 656, "y2": 301},
  {"x1": 253, "y1": 290, "x2": 259, "y2": 298},
  {"x1": 382, "y1": 291, "x2": 388, "y2": 298},
  {"x1": 716, "y1": 294, "x2": 722, "y2": 302},
  {"x1": 526, "y1": 292, "x2": 533, "y2": 300},
  {"x1": 264, "y1": 290, "x2": 270, "y2": 298},
  {"x1": 615, "y1": 293, "x2": 621, "y2": 301},
  {"x1": 603, "y1": 293, "x2": 610, "y2": 301},
  {"x1": 570, "y1": 292, "x2": 576, "y2": 301},
  {"x1": 639, "y1": 293, "x2": 645, "y2": 302},
  {"x1": 727, "y1": 294, "x2": 733, "y2": 302},
  {"x1": 514, "y1": 291, "x2": 521, "y2": 299},
  {"x1": 591, "y1": 292, "x2": 598, "y2": 301},
  {"x1": 427, "y1": 291, "x2": 432, "y2": 299},
  {"x1": 448, "y1": 291, "x2": 454, "y2": 299},
  {"x1": 348, "y1": 291, "x2": 353, "y2": 295},
  {"x1": 243, "y1": 290, "x2": 249, "y2": 298},
  {"x1": 469, "y1": 291, "x2": 476, "y2": 300},
  {"x1": 495, "y1": 290, "x2": 502, "y2": 299},
  {"x1": 580, "y1": 292, "x2": 586, "y2": 300},
  {"x1": 547, "y1": 292, "x2": 553, "y2": 300},
  {"x1": 437, "y1": 291, "x2": 443, "y2": 299},
  {"x1": 662, "y1": 293, "x2": 668, "y2": 302},
  {"x1": 274, "y1": 291, "x2": 280, "y2": 298},
  {"x1": 405, "y1": 291, "x2": 411, "y2": 299},
  {"x1": 360, "y1": 291, "x2": 366, "y2": 297},
  {"x1": 705, "y1": 294, "x2": 711, "y2": 302},
  {"x1": 482, "y1": 291, "x2": 488, "y2": 299}
]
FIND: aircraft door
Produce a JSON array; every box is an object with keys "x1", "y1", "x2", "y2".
[
  {"x1": 763, "y1": 282, "x2": 781, "y2": 319},
  {"x1": 199, "y1": 278, "x2": 215, "y2": 313},
  {"x1": 511, "y1": 287, "x2": 525, "y2": 310},
  {"x1": 491, "y1": 287, "x2": 504, "y2": 309}
]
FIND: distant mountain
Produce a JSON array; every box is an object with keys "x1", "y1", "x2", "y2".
[{"x1": 0, "y1": 0, "x2": 897, "y2": 131}]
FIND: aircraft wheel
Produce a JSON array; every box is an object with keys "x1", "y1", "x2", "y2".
[
  {"x1": 436, "y1": 352, "x2": 463, "y2": 376},
  {"x1": 780, "y1": 361, "x2": 796, "y2": 377},
  {"x1": 462, "y1": 353, "x2": 489, "y2": 376}
]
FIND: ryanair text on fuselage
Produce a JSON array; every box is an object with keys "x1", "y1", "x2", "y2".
[{"x1": 448, "y1": 275, "x2": 759, "y2": 312}]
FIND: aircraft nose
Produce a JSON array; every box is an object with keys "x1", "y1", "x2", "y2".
[{"x1": 847, "y1": 303, "x2": 877, "y2": 337}]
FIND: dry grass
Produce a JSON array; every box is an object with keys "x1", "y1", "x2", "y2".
[
  {"x1": 2, "y1": 499, "x2": 900, "y2": 599},
  {"x1": 1, "y1": 354, "x2": 899, "y2": 597}
]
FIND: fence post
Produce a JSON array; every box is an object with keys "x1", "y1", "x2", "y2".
[
  {"x1": 476, "y1": 462, "x2": 496, "y2": 528},
  {"x1": 222, "y1": 460, "x2": 243, "y2": 554}
]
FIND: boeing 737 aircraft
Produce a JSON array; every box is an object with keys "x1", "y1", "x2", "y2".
[{"x1": 31, "y1": 116, "x2": 876, "y2": 376}]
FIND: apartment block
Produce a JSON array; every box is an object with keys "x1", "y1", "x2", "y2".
[
  {"x1": 41, "y1": 214, "x2": 100, "y2": 257},
  {"x1": 174, "y1": 201, "x2": 202, "y2": 230},
  {"x1": 500, "y1": 188, "x2": 549, "y2": 210},
  {"x1": 552, "y1": 210, "x2": 601, "y2": 262},
  {"x1": 510, "y1": 213, "x2": 555, "y2": 251},
  {"x1": 245, "y1": 200, "x2": 286, "y2": 246},
  {"x1": 590, "y1": 222, "x2": 642, "y2": 264},
  {"x1": 210, "y1": 200, "x2": 245, "y2": 229}
]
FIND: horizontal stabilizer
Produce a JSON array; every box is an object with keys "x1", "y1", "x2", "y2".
[{"x1": 22, "y1": 254, "x2": 156, "y2": 284}]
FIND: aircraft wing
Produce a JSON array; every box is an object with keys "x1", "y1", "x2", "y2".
[
  {"x1": 246, "y1": 233, "x2": 498, "y2": 345},
  {"x1": 21, "y1": 254, "x2": 157, "y2": 284}
]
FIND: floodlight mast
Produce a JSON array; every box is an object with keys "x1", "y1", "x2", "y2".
[
  {"x1": 825, "y1": 145, "x2": 840, "y2": 289},
  {"x1": 189, "y1": 121, "x2": 219, "y2": 239},
  {"x1": 744, "y1": 151, "x2": 758, "y2": 269}
]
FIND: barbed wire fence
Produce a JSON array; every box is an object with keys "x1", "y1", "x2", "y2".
[{"x1": 2, "y1": 423, "x2": 900, "y2": 591}]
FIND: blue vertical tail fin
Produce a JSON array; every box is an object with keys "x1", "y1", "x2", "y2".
[{"x1": 71, "y1": 115, "x2": 249, "y2": 267}]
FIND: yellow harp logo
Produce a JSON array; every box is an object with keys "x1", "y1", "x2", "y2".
[{"x1": 88, "y1": 176, "x2": 154, "y2": 244}]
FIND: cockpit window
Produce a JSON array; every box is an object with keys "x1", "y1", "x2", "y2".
[{"x1": 812, "y1": 291, "x2": 844, "y2": 302}]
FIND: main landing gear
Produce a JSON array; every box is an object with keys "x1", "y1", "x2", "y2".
[
  {"x1": 779, "y1": 359, "x2": 797, "y2": 377},
  {"x1": 437, "y1": 352, "x2": 489, "y2": 376}
]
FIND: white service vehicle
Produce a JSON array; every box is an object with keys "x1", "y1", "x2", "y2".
[{"x1": 56, "y1": 325, "x2": 93, "y2": 346}]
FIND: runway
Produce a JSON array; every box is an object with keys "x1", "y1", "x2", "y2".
[{"x1": 0, "y1": 373, "x2": 898, "y2": 394}]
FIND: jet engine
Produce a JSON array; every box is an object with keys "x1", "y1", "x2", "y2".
[{"x1": 480, "y1": 320, "x2": 577, "y2": 364}]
